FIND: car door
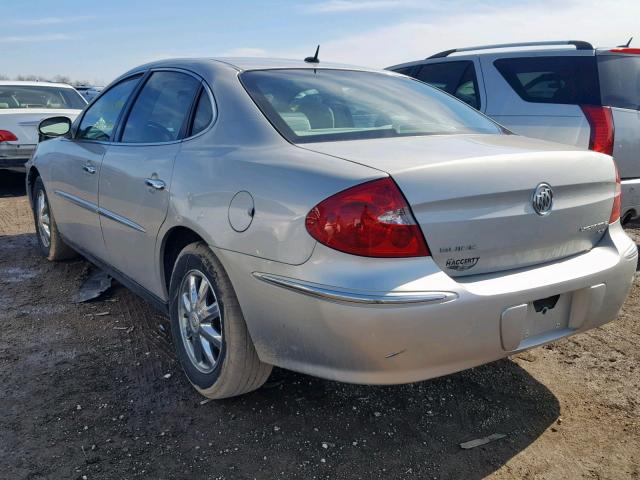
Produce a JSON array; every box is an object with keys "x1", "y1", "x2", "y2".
[
  {"x1": 47, "y1": 75, "x2": 141, "y2": 261},
  {"x1": 98, "y1": 70, "x2": 201, "y2": 297}
]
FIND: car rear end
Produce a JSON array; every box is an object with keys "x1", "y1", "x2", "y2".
[
  {"x1": 228, "y1": 67, "x2": 637, "y2": 384},
  {"x1": 0, "y1": 83, "x2": 85, "y2": 171}
]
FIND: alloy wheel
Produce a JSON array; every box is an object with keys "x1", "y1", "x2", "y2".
[{"x1": 177, "y1": 270, "x2": 223, "y2": 374}]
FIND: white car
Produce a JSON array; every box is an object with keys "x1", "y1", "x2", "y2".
[
  {"x1": 0, "y1": 81, "x2": 86, "y2": 171},
  {"x1": 388, "y1": 40, "x2": 640, "y2": 224}
]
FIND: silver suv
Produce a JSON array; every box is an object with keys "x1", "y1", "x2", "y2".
[{"x1": 388, "y1": 40, "x2": 640, "y2": 223}]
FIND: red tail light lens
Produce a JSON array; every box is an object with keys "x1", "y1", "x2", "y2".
[
  {"x1": 609, "y1": 48, "x2": 640, "y2": 55},
  {"x1": 581, "y1": 105, "x2": 614, "y2": 155},
  {"x1": 305, "y1": 177, "x2": 430, "y2": 258},
  {"x1": 610, "y1": 161, "x2": 622, "y2": 224},
  {"x1": 0, "y1": 130, "x2": 18, "y2": 142}
]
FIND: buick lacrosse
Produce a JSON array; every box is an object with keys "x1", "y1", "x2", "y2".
[{"x1": 27, "y1": 58, "x2": 637, "y2": 399}]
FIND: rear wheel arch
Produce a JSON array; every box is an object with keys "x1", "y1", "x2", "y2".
[{"x1": 161, "y1": 226, "x2": 206, "y2": 294}]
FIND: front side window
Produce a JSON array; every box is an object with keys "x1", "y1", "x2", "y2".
[
  {"x1": 121, "y1": 71, "x2": 200, "y2": 143},
  {"x1": 0, "y1": 85, "x2": 86, "y2": 110},
  {"x1": 494, "y1": 56, "x2": 600, "y2": 105},
  {"x1": 414, "y1": 61, "x2": 480, "y2": 109},
  {"x1": 241, "y1": 69, "x2": 501, "y2": 144},
  {"x1": 77, "y1": 75, "x2": 141, "y2": 141}
]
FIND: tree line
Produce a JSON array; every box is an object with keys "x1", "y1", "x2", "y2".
[{"x1": 0, "y1": 73, "x2": 94, "y2": 86}]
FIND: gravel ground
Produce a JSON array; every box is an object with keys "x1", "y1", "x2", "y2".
[{"x1": 1, "y1": 171, "x2": 638, "y2": 480}]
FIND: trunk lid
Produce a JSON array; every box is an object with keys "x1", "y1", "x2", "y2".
[
  {"x1": 300, "y1": 134, "x2": 615, "y2": 276},
  {"x1": 0, "y1": 109, "x2": 80, "y2": 145}
]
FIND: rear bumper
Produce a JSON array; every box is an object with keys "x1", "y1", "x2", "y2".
[
  {"x1": 217, "y1": 223, "x2": 637, "y2": 385},
  {"x1": 621, "y1": 178, "x2": 640, "y2": 220},
  {"x1": 0, "y1": 144, "x2": 35, "y2": 171}
]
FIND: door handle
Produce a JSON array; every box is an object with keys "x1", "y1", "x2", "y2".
[
  {"x1": 83, "y1": 164, "x2": 96, "y2": 174},
  {"x1": 145, "y1": 178, "x2": 166, "y2": 190}
]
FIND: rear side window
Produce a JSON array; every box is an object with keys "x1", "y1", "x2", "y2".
[
  {"x1": 413, "y1": 60, "x2": 480, "y2": 109},
  {"x1": 122, "y1": 71, "x2": 200, "y2": 143},
  {"x1": 393, "y1": 66, "x2": 415, "y2": 76},
  {"x1": 190, "y1": 90, "x2": 214, "y2": 136},
  {"x1": 77, "y1": 75, "x2": 141, "y2": 141},
  {"x1": 494, "y1": 56, "x2": 600, "y2": 105},
  {"x1": 413, "y1": 61, "x2": 480, "y2": 109},
  {"x1": 598, "y1": 54, "x2": 640, "y2": 110}
]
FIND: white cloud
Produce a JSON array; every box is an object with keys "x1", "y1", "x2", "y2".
[
  {"x1": 0, "y1": 34, "x2": 74, "y2": 43},
  {"x1": 14, "y1": 16, "x2": 95, "y2": 26},
  {"x1": 304, "y1": 0, "x2": 415, "y2": 13}
]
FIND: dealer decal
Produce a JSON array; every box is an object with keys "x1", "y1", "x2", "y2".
[{"x1": 445, "y1": 257, "x2": 480, "y2": 271}]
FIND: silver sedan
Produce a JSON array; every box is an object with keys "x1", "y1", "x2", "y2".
[{"x1": 26, "y1": 58, "x2": 637, "y2": 399}]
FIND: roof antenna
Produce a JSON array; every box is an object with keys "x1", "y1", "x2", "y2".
[
  {"x1": 304, "y1": 45, "x2": 320, "y2": 64},
  {"x1": 618, "y1": 37, "x2": 633, "y2": 47}
]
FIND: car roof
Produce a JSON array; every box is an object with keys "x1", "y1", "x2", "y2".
[
  {"x1": 387, "y1": 41, "x2": 628, "y2": 70},
  {"x1": 0, "y1": 80, "x2": 76, "y2": 88},
  {"x1": 122, "y1": 57, "x2": 386, "y2": 77}
]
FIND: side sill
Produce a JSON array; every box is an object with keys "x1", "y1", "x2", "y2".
[
  {"x1": 252, "y1": 272, "x2": 458, "y2": 306},
  {"x1": 62, "y1": 235, "x2": 169, "y2": 315}
]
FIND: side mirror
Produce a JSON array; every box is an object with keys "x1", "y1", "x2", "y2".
[{"x1": 38, "y1": 116, "x2": 72, "y2": 141}]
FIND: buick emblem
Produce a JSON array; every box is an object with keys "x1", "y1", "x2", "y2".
[{"x1": 532, "y1": 183, "x2": 553, "y2": 216}]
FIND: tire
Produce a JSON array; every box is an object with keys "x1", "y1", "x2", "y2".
[
  {"x1": 168, "y1": 242, "x2": 272, "y2": 399},
  {"x1": 32, "y1": 176, "x2": 77, "y2": 261}
]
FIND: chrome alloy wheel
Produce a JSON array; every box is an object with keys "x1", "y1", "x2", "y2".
[
  {"x1": 178, "y1": 270, "x2": 223, "y2": 374},
  {"x1": 36, "y1": 190, "x2": 51, "y2": 248}
]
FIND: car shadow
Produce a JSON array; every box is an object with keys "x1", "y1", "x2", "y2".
[
  {"x1": 116, "y1": 288, "x2": 560, "y2": 479},
  {"x1": 0, "y1": 170, "x2": 26, "y2": 198}
]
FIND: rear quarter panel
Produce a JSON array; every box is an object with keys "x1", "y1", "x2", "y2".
[{"x1": 161, "y1": 66, "x2": 384, "y2": 275}]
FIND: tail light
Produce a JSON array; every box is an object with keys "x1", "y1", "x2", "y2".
[
  {"x1": 305, "y1": 177, "x2": 430, "y2": 258},
  {"x1": 0, "y1": 130, "x2": 18, "y2": 142},
  {"x1": 609, "y1": 48, "x2": 640, "y2": 55},
  {"x1": 610, "y1": 161, "x2": 622, "y2": 224},
  {"x1": 581, "y1": 105, "x2": 614, "y2": 156}
]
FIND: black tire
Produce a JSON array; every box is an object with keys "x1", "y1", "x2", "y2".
[
  {"x1": 32, "y1": 177, "x2": 77, "y2": 261},
  {"x1": 168, "y1": 242, "x2": 272, "y2": 399}
]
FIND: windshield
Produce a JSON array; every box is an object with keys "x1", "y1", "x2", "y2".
[
  {"x1": 241, "y1": 69, "x2": 502, "y2": 143},
  {"x1": 0, "y1": 85, "x2": 87, "y2": 110}
]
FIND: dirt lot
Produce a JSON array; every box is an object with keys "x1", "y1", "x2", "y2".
[{"x1": 0, "y1": 171, "x2": 638, "y2": 480}]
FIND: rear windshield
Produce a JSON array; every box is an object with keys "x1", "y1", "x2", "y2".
[
  {"x1": 494, "y1": 56, "x2": 600, "y2": 105},
  {"x1": 240, "y1": 69, "x2": 502, "y2": 144},
  {"x1": 598, "y1": 53, "x2": 640, "y2": 110},
  {"x1": 0, "y1": 85, "x2": 87, "y2": 110}
]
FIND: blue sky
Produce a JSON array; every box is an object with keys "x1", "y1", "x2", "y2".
[{"x1": 2, "y1": 0, "x2": 639, "y2": 85}]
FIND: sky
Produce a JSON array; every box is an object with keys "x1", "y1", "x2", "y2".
[{"x1": 2, "y1": 0, "x2": 639, "y2": 85}]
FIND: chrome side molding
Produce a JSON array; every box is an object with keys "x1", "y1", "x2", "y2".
[
  {"x1": 252, "y1": 272, "x2": 458, "y2": 305},
  {"x1": 55, "y1": 190, "x2": 146, "y2": 233}
]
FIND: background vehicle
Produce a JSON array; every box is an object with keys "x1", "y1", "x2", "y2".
[
  {"x1": 0, "y1": 81, "x2": 86, "y2": 171},
  {"x1": 74, "y1": 85, "x2": 104, "y2": 102},
  {"x1": 26, "y1": 58, "x2": 636, "y2": 400},
  {"x1": 388, "y1": 40, "x2": 640, "y2": 224}
]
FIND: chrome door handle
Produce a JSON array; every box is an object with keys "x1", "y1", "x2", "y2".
[
  {"x1": 145, "y1": 178, "x2": 166, "y2": 190},
  {"x1": 83, "y1": 164, "x2": 96, "y2": 174}
]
